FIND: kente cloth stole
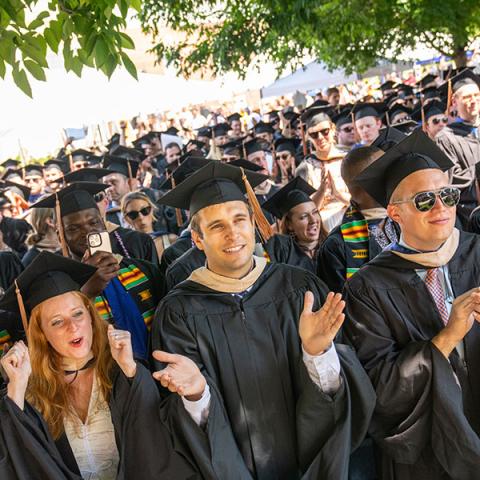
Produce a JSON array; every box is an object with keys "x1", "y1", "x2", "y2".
[
  {"x1": 94, "y1": 264, "x2": 155, "y2": 329},
  {"x1": 0, "y1": 329, "x2": 11, "y2": 355},
  {"x1": 340, "y1": 205, "x2": 370, "y2": 279}
]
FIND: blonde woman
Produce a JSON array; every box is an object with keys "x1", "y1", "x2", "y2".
[
  {"x1": 0, "y1": 252, "x2": 198, "y2": 479},
  {"x1": 121, "y1": 192, "x2": 177, "y2": 259},
  {"x1": 22, "y1": 206, "x2": 60, "y2": 267}
]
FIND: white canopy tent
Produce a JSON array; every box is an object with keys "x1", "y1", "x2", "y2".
[{"x1": 260, "y1": 62, "x2": 358, "y2": 98}]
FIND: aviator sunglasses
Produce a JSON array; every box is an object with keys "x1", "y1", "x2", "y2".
[
  {"x1": 308, "y1": 128, "x2": 331, "y2": 139},
  {"x1": 125, "y1": 205, "x2": 152, "y2": 220},
  {"x1": 431, "y1": 117, "x2": 448, "y2": 125},
  {"x1": 391, "y1": 187, "x2": 460, "y2": 212}
]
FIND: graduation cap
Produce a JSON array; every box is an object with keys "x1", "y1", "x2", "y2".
[
  {"x1": 396, "y1": 84, "x2": 415, "y2": 97},
  {"x1": 106, "y1": 133, "x2": 121, "y2": 148},
  {"x1": 196, "y1": 126, "x2": 212, "y2": 139},
  {"x1": 219, "y1": 139, "x2": 242, "y2": 157},
  {"x1": 253, "y1": 121, "x2": 275, "y2": 135},
  {"x1": 0, "y1": 251, "x2": 97, "y2": 333},
  {"x1": 63, "y1": 167, "x2": 111, "y2": 184},
  {"x1": 331, "y1": 107, "x2": 353, "y2": 128},
  {"x1": 211, "y1": 123, "x2": 230, "y2": 138},
  {"x1": 310, "y1": 99, "x2": 330, "y2": 108},
  {"x1": 228, "y1": 159, "x2": 263, "y2": 172},
  {"x1": 110, "y1": 145, "x2": 145, "y2": 162},
  {"x1": 274, "y1": 137, "x2": 297, "y2": 154},
  {"x1": 411, "y1": 100, "x2": 446, "y2": 123},
  {"x1": 416, "y1": 74, "x2": 438, "y2": 89},
  {"x1": 352, "y1": 102, "x2": 386, "y2": 121},
  {"x1": 380, "y1": 80, "x2": 397, "y2": 92},
  {"x1": 132, "y1": 132, "x2": 159, "y2": 148},
  {"x1": 0, "y1": 159, "x2": 20, "y2": 170},
  {"x1": 261, "y1": 177, "x2": 316, "y2": 219},
  {"x1": 266, "y1": 110, "x2": 280, "y2": 122},
  {"x1": 300, "y1": 105, "x2": 332, "y2": 128},
  {"x1": 185, "y1": 139, "x2": 207, "y2": 151},
  {"x1": 420, "y1": 87, "x2": 441, "y2": 101},
  {"x1": 31, "y1": 182, "x2": 108, "y2": 256},
  {"x1": 2, "y1": 168, "x2": 22, "y2": 182},
  {"x1": 160, "y1": 156, "x2": 211, "y2": 190},
  {"x1": 103, "y1": 155, "x2": 139, "y2": 179},
  {"x1": 1, "y1": 179, "x2": 31, "y2": 200},
  {"x1": 439, "y1": 68, "x2": 480, "y2": 95},
  {"x1": 355, "y1": 129, "x2": 454, "y2": 207},
  {"x1": 44, "y1": 159, "x2": 70, "y2": 174},
  {"x1": 389, "y1": 105, "x2": 413, "y2": 123},
  {"x1": 164, "y1": 126, "x2": 180, "y2": 136},
  {"x1": 227, "y1": 113, "x2": 241, "y2": 123},
  {"x1": 391, "y1": 120, "x2": 418, "y2": 134},
  {"x1": 282, "y1": 110, "x2": 300, "y2": 123},
  {"x1": 22, "y1": 164, "x2": 44, "y2": 177},
  {"x1": 243, "y1": 138, "x2": 265, "y2": 157},
  {"x1": 158, "y1": 160, "x2": 272, "y2": 242},
  {"x1": 371, "y1": 126, "x2": 407, "y2": 151}
]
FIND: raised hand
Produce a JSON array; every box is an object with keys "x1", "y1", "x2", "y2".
[
  {"x1": 81, "y1": 251, "x2": 120, "y2": 297},
  {"x1": 107, "y1": 324, "x2": 136, "y2": 378},
  {"x1": 299, "y1": 291, "x2": 345, "y2": 356},
  {"x1": 1, "y1": 341, "x2": 31, "y2": 409},
  {"x1": 152, "y1": 350, "x2": 206, "y2": 401}
]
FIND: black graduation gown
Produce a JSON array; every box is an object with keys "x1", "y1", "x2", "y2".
[
  {"x1": 435, "y1": 123, "x2": 480, "y2": 226},
  {"x1": 109, "y1": 226, "x2": 160, "y2": 265},
  {"x1": 343, "y1": 231, "x2": 480, "y2": 480},
  {"x1": 0, "y1": 363, "x2": 199, "y2": 479},
  {"x1": 160, "y1": 234, "x2": 192, "y2": 274},
  {"x1": 0, "y1": 217, "x2": 31, "y2": 258},
  {"x1": 0, "y1": 251, "x2": 23, "y2": 291},
  {"x1": 153, "y1": 263, "x2": 375, "y2": 480}
]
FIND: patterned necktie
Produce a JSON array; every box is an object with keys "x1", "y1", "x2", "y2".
[{"x1": 425, "y1": 268, "x2": 449, "y2": 325}]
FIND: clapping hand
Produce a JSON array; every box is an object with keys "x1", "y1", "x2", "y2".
[
  {"x1": 152, "y1": 351, "x2": 206, "y2": 402},
  {"x1": 107, "y1": 325, "x2": 136, "y2": 378},
  {"x1": 299, "y1": 291, "x2": 345, "y2": 355},
  {"x1": 1, "y1": 341, "x2": 31, "y2": 409}
]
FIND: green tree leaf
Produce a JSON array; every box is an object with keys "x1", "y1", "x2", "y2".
[
  {"x1": 121, "y1": 51, "x2": 138, "y2": 80},
  {"x1": 24, "y1": 59, "x2": 46, "y2": 81},
  {"x1": 12, "y1": 64, "x2": 32, "y2": 97}
]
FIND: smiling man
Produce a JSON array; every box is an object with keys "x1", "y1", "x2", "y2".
[
  {"x1": 343, "y1": 130, "x2": 480, "y2": 479},
  {"x1": 151, "y1": 161, "x2": 375, "y2": 479}
]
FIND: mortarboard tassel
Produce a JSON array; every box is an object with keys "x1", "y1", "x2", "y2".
[
  {"x1": 420, "y1": 95, "x2": 427, "y2": 133},
  {"x1": 446, "y1": 79, "x2": 452, "y2": 117},
  {"x1": 240, "y1": 167, "x2": 273, "y2": 243},
  {"x1": 300, "y1": 121, "x2": 307, "y2": 157},
  {"x1": 15, "y1": 280, "x2": 28, "y2": 336},
  {"x1": 127, "y1": 160, "x2": 133, "y2": 192},
  {"x1": 170, "y1": 176, "x2": 183, "y2": 228},
  {"x1": 68, "y1": 153, "x2": 74, "y2": 172},
  {"x1": 55, "y1": 193, "x2": 69, "y2": 257}
]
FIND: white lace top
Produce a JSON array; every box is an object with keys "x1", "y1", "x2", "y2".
[{"x1": 64, "y1": 374, "x2": 119, "y2": 480}]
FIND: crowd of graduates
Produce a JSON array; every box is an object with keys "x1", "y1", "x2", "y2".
[{"x1": 0, "y1": 64, "x2": 480, "y2": 480}]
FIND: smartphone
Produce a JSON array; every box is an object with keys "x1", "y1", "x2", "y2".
[{"x1": 87, "y1": 231, "x2": 112, "y2": 256}]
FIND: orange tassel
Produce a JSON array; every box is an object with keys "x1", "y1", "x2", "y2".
[
  {"x1": 170, "y1": 176, "x2": 183, "y2": 228},
  {"x1": 15, "y1": 280, "x2": 28, "y2": 337},
  {"x1": 446, "y1": 79, "x2": 452, "y2": 117},
  {"x1": 55, "y1": 193, "x2": 69, "y2": 257},
  {"x1": 240, "y1": 167, "x2": 273, "y2": 243},
  {"x1": 420, "y1": 95, "x2": 427, "y2": 133},
  {"x1": 127, "y1": 161, "x2": 133, "y2": 192}
]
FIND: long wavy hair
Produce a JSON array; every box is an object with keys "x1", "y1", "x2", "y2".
[
  {"x1": 26, "y1": 291, "x2": 114, "y2": 439},
  {"x1": 280, "y1": 205, "x2": 327, "y2": 246}
]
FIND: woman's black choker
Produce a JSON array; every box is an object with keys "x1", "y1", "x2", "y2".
[{"x1": 64, "y1": 357, "x2": 96, "y2": 383}]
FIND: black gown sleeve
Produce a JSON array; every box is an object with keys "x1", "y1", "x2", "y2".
[
  {"x1": 109, "y1": 363, "x2": 199, "y2": 479},
  {"x1": 317, "y1": 233, "x2": 346, "y2": 293},
  {"x1": 152, "y1": 302, "x2": 254, "y2": 479},
  {"x1": 0, "y1": 395, "x2": 81, "y2": 479}
]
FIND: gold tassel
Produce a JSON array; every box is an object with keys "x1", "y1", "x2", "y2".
[
  {"x1": 420, "y1": 95, "x2": 427, "y2": 133},
  {"x1": 15, "y1": 280, "x2": 28, "y2": 337},
  {"x1": 68, "y1": 153, "x2": 74, "y2": 172},
  {"x1": 171, "y1": 176, "x2": 183, "y2": 228},
  {"x1": 300, "y1": 121, "x2": 307, "y2": 157},
  {"x1": 240, "y1": 167, "x2": 273, "y2": 243},
  {"x1": 127, "y1": 161, "x2": 133, "y2": 192},
  {"x1": 446, "y1": 79, "x2": 452, "y2": 117},
  {"x1": 55, "y1": 193, "x2": 69, "y2": 257}
]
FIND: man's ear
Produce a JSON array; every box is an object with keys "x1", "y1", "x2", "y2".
[
  {"x1": 191, "y1": 229, "x2": 204, "y2": 251},
  {"x1": 386, "y1": 204, "x2": 401, "y2": 224}
]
